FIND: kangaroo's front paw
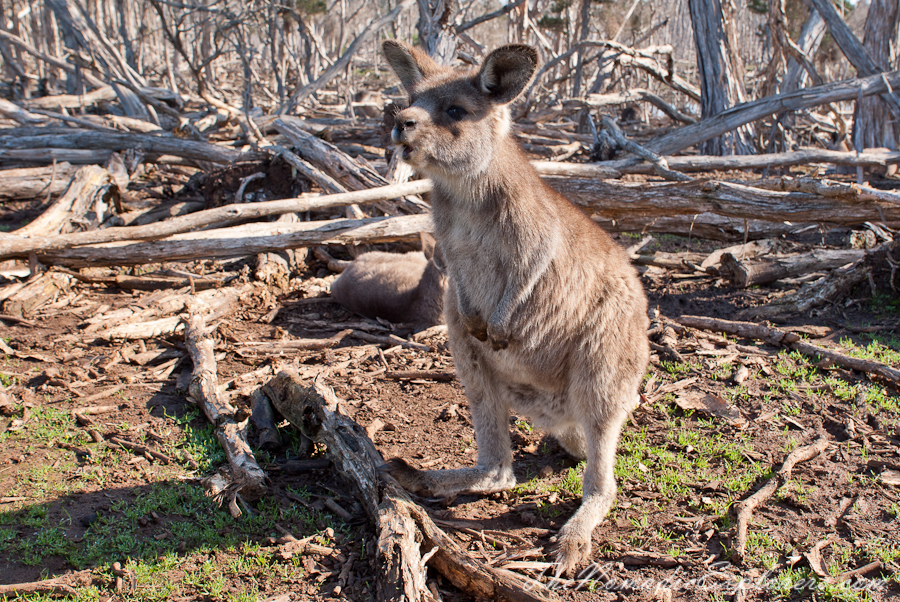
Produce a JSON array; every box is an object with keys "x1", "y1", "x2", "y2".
[
  {"x1": 461, "y1": 314, "x2": 488, "y2": 342},
  {"x1": 553, "y1": 525, "x2": 592, "y2": 578},
  {"x1": 486, "y1": 321, "x2": 509, "y2": 350},
  {"x1": 383, "y1": 458, "x2": 435, "y2": 496}
]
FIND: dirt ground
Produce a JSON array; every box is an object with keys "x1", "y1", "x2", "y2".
[{"x1": 1, "y1": 161, "x2": 899, "y2": 602}]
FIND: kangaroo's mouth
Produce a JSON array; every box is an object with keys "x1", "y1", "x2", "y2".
[{"x1": 400, "y1": 144, "x2": 414, "y2": 159}]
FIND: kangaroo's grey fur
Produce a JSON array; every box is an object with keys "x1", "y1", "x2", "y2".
[
  {"x1": 381, "y1": 40, "x2": 650, "y2": 576},
  {"x1": 330, "y1": 233, "x2": 446, "y2": 328}
]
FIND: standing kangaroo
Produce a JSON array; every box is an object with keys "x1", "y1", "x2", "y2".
[{"x1": 381, "y1": 40, "x2": 649, "y2": 575}]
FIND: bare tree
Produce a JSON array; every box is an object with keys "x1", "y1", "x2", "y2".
[
  {"x1": 852, "y1": 0, "x2": 900, "y2": 151},
  {"x1": 416, "y1": 0, "x2": 459, "y2": 65},
  {"x1": 688, "y1": 0, "x2": 756, "y2": 155}
]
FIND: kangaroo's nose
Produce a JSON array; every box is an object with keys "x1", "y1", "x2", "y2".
[{"x1": 400, "y1": 116, "x2": 416, "y2": 131}]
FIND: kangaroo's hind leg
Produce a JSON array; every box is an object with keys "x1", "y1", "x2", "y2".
[{"x1": 553, "y1": 391, "x2": 636, "y2": 577}]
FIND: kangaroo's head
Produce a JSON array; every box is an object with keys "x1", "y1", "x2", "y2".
[{"x1": 382, "y1": 40, "x2": 537, "y2": 180}]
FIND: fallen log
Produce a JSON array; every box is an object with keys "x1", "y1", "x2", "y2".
[
  {"x1": 0, "y1": 576, "x2": 79, "y2": 597},
  {"x1": 14, "y1": 165, "x2": 115, "y2": 238},
  {"x1": 60, "y1": 269, "x2": 224, "y2": 292},
  {"x1": 0, "y1": 129, "x2": 258, "y2": 166},
  {"x1": 647, "y1": 68, "x2": 900, "y2": 156},
  {"x1": 0, "y1": 98, "x2": 44, "y2": 124},
  {"x1": 676, "y1": 315, "x2": 900, "y2": 387},
  {"x1": 551, "y1": 177, "x2": 900, "y2": 224},
  {"x1": 736, "y1": 259, "x2": 869, "y2": 320},
  {"x1": 1, "y1": 271, "x2": 72, "y2": 317},
  {"x1": 33, "y1": 214, "x2": 433, "y2": 268},
  {"x1": 95, "y1": 286, "x2": 244, "y2": 340},
  {"x1": 594, "y1": 213, "x2": 813, "y2": 241},
  {"x1": 21, "y1": 86, "x2": 118, "y2": 110},
  {"x1": 266, "y1": 370, "x2": 558, "y2": 602},
  {"x1": 186, "y1": 312, "x2": 267, "y2": 511},
  {"x1": 0, "y1": 163, "x2": 80, "y2": 202},
  {"x1": 0, "y1": 180, "x2": 432, "y2": 260},
  {"x1": 10, "y1": 171, "x2": 898, "y2": 264},
  {"x1": 701, "y1": 239, "x2": 781, "y2": 269},
  {"x1": 720, "y1": 249, "x2": 864, "y2": 287},
  {"x1": 760, "y1": 176, "x2": 900, "y2": 206},
  {"x1": 611, "y1": 148, "x2": 900, "y2": 175},
  {"x1": 0, "y1": 148, "x2": 115, "y2": 166}
]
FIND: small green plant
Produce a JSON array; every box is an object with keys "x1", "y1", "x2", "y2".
[{"x1": 515, "y1": 419, "x2": 533, "y2": 433}]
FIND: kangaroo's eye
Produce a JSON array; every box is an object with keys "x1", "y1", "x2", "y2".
[{"x1": 447, "y1": 106, "x2": 466, "y2": 121}]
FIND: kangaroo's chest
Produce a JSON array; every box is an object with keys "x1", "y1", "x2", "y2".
[{"x1": 434, "y1": 201, "x2": 510, "y2": 305}]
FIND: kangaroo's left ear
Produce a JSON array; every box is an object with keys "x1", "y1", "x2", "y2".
[
  {"x1": 476, "y1": 45, "x2": 538, "y2": 105},
  {"x1": 420, "y1": 232, "x2": 437, "y2": 260}
]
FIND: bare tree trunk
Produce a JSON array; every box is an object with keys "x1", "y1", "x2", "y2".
[
  {"x1": 782, "y1": 8, "x2": 826, "y2": 93},
  {"x1": 571, "y1": 0, "x2": 591, "y2": 97},
  {"x1": 852, "y1": 0, "x2": 900, "y2": 151},
  {"x1": 688, "y1": 0, "x2": 756, "y2": 155},
  {"x1": 416, "y1": 0, "x2": 458, "y2": 65}
]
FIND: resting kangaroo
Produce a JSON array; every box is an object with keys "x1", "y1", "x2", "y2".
[
  {"x1": 329, "y1": 233, "x2": 446, "y2": 328},
  {"x1": 381, "y1": 40, "x2": 650, "y2": 575}
]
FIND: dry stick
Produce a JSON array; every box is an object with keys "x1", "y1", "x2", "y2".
[
  {"x1": 77, "y1": 384, "x2": 126, "y2": 404},
  {"x1": 108, "y1": 436, "x2": 173, "y2": 464},
  {"x1": 234, "y1": 329, "x2": 353, "y2": 354},
  {"x1": 578, "y1": 89, "x2": 697, "y2": 124},
  {"x1": 59, "y1": 269, "x2": 223, "y2": 292},
  {"x1": 271, "y1": 145, "x2": 348, "y2": 195},
  {"x1": 0, "y1": 576, "x2": 79, "y2": 597},
  {"x1": 600, "y1": 116, "x2": 693, "y2": 182},
  {"x1": 350, "y1": 330, "x2": 431, "y2": 351},
  {"x1": 184, "y1": 313, "x2": 266, "y2": 506},
  {"x1": 524, "y1": 40, "x2": 699, "y2": 105},
  {"x1": 676, "y1": 315, "x2": 900, "y2": 388},
  {"x1": 266, "y1": 371, "x2": 558, "y2": 602},
  {"x1": 384, "y1": 370, "x2": 456, "y2": 382},
  {"x1": 733, "y1": 437, "x2": 829, "y2": 563}
]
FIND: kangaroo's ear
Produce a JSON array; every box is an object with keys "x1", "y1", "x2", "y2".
[
  {"x1": 420, "y1": 232, "x2": 436, "y2": 260},
  {"x1": 382, "y1": 40, "x2": 440, "y2": 94},
  {"x1": 476, "y1": 45, "x2": 538, "y2": 104}
]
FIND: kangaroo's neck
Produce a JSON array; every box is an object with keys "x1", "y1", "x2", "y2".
[{"x1": 429, "y1": 136, "x2": 541, "y2": 214}]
